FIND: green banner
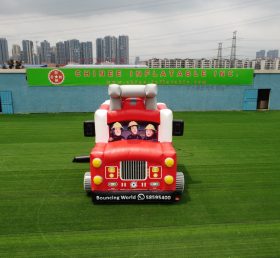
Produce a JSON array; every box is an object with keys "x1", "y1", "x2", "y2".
[{"x1": 27, "y1": 68, "x2": 254, "y2": 86}]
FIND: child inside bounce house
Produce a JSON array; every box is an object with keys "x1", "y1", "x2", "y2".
[{"x1": 109, "y1": 121, "x2": 158, "y2": 142}]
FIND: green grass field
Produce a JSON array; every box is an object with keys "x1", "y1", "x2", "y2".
[{"x1": 0, "y1": 111, "x2": 280, "y2": 257}]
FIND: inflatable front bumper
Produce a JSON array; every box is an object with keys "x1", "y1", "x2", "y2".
[
  {"x1": 92, "y1": 191, "x2": 179, "y2": 203},
  {"x1": 84, "y1": 170, "x2": 184, "y2": 203}
]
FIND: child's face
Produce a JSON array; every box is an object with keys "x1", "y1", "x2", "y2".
[
  {"x1": 114, "y1": 128, "x2": 121, "y2": 136},
  {"x1": 146, "y1": 129, "x2": 154, "y2": 137},
  {"x1": 130, "y1": 126, "x2": 138, "y2": 135}
]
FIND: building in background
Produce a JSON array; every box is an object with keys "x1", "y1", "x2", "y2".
[
  {"x1": 135, "y1": 56, "x2": 140, "y2": 65},
  {"x1": 50, "y1": 46, "x2": 56, "y2": 64},
  {"x1": 68, "y1": 39, "x2": 81, "y2": 64},
  {"x1": 80, "y1": 41, "x2": 93, "y2": 64},
  {"x1": 12, "y1": 44, "x2": 21, "y2": 61},
  {"x1": 56, "y1": 42, "x2": 66, "y2": 65},
  {"x1": 96, "y1": 35, "x2": 129, "y2": 64},
  {"x1": 39, "y1": 40, "x2": 51, "y2": 64},
  {"x1": 33, "y1": 53, "x2": 40, "y2": 65},
  {"x1": 56, "y1": 40, "x2": 93, "y2": 65},
  {"x1": 256, "y1": 50, "x2": 266, "y2": 59},
  {"x1": 22, "y1": 40, "x2": 35, "y2": 64},
  {"x1": 145, "y1": 57, "x2": 280, "y2": 70},
  {"x1": 63, "y1": 40, "x2": 69, "y2": 64},
  {"x1": 2, "y1": 36, "x2": 130, "y2": 66},
  {"x1": 96, "y1": 38, "x2": 104, "y2": 64},
  {"x1": 4, "y1": 35, "x2": 280, "y2": 69},
  {"x1": 118, "y1": 35, "x2": 129, "y2": 64},
  {"x1": 267, "y1": 49, "x2": 279, "y2": 59},
  {"x1": 104, "y1": 36, "x2": 118, "y2": 63},
  {"x1": 0, "y1": 38, "x2": 9, "y2": 64}
]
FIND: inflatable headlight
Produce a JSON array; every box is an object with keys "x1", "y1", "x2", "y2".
[
  {"x1": 93, "y1": 175, "x2": 103, "y2": 185},
  {"x1": 164, "y1": 157, "x2": 174, "y2": 167},
  {"x1": 164, "y1": 175, "x2": 174, "y2": 185},
  {"x1": 92, "y1": 158, "x2": 102, "y2": 168}
]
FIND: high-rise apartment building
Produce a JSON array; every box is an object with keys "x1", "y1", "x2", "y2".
[
  {"x1": 61, "y1": 39, "x2": 93, "y2": 65},
  {"x1": 267, "y1": 49, "x2": 279, "y2": 59},
  {"x1": 33, "y1": 53, "x2": 40, "y2": 65},
  {"x1": 80, "y1": 41, "x2": 93, "y2": 64},
  {"x1": 96, "y1": 38, "x2": 104, "y2": 64},
  {"x1": 96, "y1": 35, "x2": 129, "y2": 64},
  {"x1": 0, "y1": 38, "x2": 9, "y2": 64},
  {"x1": 39, "y1": 40, "x2": 51, "y2": 64},
  {"x1": 64, "y1": 40, "x2": 71, "y2": 64},
  {"x1": 118, "y1": 35, "x2": 129, "y2": 64},
  {"x1": 50, "y1": 46, "x2": 56, "y2": 64},
  {"x1": 56, "y1": 42, "x2": 66, "y2": 65},
  {"x1": 22, "y1": 40, "x2": 35, "y2": 64},
  {"x1": 104, "y1": 36, "x2": 118, "y2": 63},
  {"x1": 256, "y1": 50, "x2": 265, "y2": 59},
  {"x1": 12, "y1": 44, "x2": 21, "y2": 60},
  {"x1": 66, "y1": 39, "x2": 81, "y2": 64}
]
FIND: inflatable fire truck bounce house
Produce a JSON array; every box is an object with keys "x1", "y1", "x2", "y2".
[{"x1": 75, "y1": 84, "x2": 185, "y2": 203}]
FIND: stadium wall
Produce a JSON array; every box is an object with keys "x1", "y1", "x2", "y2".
[{"x1": 0, "y1": 70, "x2": 279, "y2": 113}]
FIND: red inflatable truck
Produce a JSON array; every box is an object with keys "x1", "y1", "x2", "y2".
[{"x1": 78, "y1": 84, "x2": 184, "y2": 203}]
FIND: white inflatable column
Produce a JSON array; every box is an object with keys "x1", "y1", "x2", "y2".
[
  {"x1": 94, "y1": 109, "x2": 109, "y2": 143},
  {"x1": 158, "y1": 109, "x2": 173, "y2": 142}
]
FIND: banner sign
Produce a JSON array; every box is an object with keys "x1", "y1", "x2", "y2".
[
  {"x1": 92, "y1": 191, "x2": 176, "y2": 203},
  {"x1": 27, "y1": 68, "x2": 254, "y2": 86}
]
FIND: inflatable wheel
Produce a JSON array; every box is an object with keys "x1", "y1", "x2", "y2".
[
  {"x1": 176, "y1": 172, "x2": 185, "y2": 193},
  {"x1": 84, "y1": 172, "x2": 91, "y2": 193}
]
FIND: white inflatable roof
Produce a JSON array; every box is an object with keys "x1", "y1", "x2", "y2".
[{"x1": 108, "y1": 84, "x2": 158, "y2": 111}]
